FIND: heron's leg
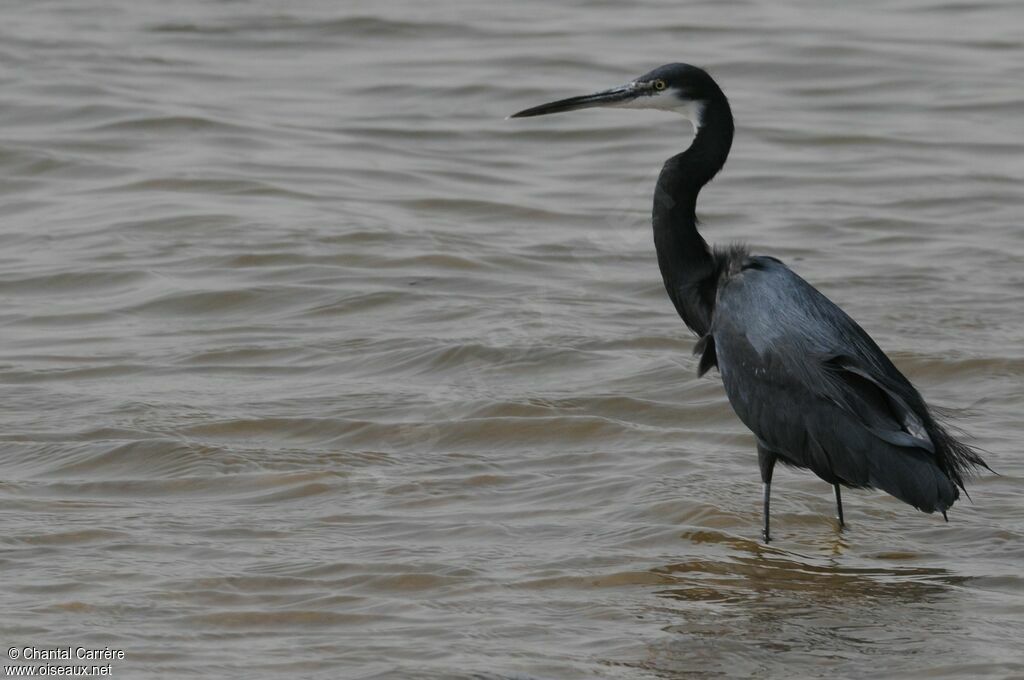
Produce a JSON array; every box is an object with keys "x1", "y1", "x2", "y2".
[
  {"x1": 762, "y1": 482, "x2": 772, "y2": 544},
  {"x1": 834, "y1": 484, "x2": 845, "y2": 529},
  {"x1": 757, "y1": 443, "x2": 777, "y2": 544}
]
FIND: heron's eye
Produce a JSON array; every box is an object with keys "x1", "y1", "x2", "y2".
[{"x1": 653, "y1": 79, "x2": 667, "y2": 91}]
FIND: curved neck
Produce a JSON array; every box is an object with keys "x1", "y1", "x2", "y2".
[{"x1": 652, "y1": 93, "x2": 733, "y2": 335}]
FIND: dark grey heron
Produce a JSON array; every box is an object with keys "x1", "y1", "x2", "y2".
[{"x1": 511, "y1": 63, "x2": 989, "y2": 542}]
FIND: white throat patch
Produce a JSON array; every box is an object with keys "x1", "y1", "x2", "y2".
[{"x1": 617, "y1": 87, "x2": 705, "y2": 134}]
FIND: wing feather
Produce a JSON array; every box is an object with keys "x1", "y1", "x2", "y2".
[{"x1": 709, "y1": 256, "x2": 976, "y2": 511}]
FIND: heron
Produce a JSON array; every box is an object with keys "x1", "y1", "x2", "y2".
[{"x1": 510, "y1": 63, "x2": 989, "y2": 542}]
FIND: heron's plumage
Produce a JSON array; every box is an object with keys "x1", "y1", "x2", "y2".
[
  {"x1": 711, "y1": 255, "x2": 985, "y2": 512},
  {"x1": 511, "y1": 62, "x2": 988, "y2": 540}
]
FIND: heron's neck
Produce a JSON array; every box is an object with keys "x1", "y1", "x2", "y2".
[{"x1": 652, "y1": 95, "x2": 733, "y2": 335}]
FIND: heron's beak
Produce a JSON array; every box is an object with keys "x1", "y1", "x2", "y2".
[{"x1": 510, "y1": 82, "x2": 645, "y2": 118}]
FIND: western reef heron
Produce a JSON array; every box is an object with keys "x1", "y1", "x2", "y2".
[{"x1": 510, "y1": 63, "x2": 989, "y2": 542}]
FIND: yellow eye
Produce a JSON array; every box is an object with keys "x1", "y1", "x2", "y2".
[{"x1": 653, "y1": 79, "x2": 667, "y2": 91}]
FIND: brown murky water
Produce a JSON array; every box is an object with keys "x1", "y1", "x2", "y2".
[{"x1": 1, "y1": 1, "x2": 1022, "y2": 678}]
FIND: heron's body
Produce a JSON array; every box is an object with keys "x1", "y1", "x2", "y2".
[
  {"x1": 512, "y1": 63, "x2": 988, "y2": 541},
  {"x1": 712, "y1": 256, "x2": 959, "y2": 510}
]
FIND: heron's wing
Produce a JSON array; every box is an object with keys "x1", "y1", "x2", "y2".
[
  {"x1": 814, "y1": 353, "x2": 934, "y2": 452},
  {"x1": 716, "y1": 256, "x2": 930, "y2": 445},
  {"x1": 711, "y1": 257, "x2": 961, "y2": 509}
]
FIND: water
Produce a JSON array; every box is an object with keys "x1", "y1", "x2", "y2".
[{"x1": 1, "y1": 1, "x2": 1022, "y2": 678}]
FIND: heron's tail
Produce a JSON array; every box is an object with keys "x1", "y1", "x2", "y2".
[{"x1": 927, "y1": 419, "x2": 992, "y2": 495}]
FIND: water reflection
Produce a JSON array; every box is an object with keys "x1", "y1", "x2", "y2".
[{"x1": 642, "y1": 538, "x2": 965, "y2": 678}]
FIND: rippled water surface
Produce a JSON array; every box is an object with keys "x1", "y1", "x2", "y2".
[{"x1": 1, "y1": 1, "x2": 1022, "y2": 678}]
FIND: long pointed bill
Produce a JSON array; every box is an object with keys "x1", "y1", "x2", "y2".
[{"x1": 510, "y1": 82, "x2": 644, "y2": 118}]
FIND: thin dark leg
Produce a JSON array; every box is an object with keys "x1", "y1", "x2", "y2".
[
  {"x1": 757, "y1": 443, "x2": 777, "y2": 544},
  {"x1": 834, "y1": 484, "x2": 845, "y2": 529},
  {"x1": 942, "y1": 510, "x2": 948, "y2": 522}
]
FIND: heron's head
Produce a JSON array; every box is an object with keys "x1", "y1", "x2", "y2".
[{"x1": 510, "y1": 63, "x2": 721, "y2": 133}]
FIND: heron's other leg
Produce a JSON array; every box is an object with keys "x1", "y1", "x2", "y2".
[
  {"x1": 834, "y1": 484, "x2": 845, "y2": 529},
  {"x1": 757, "y1": 443, "x2": 777, "y2": 544}
]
